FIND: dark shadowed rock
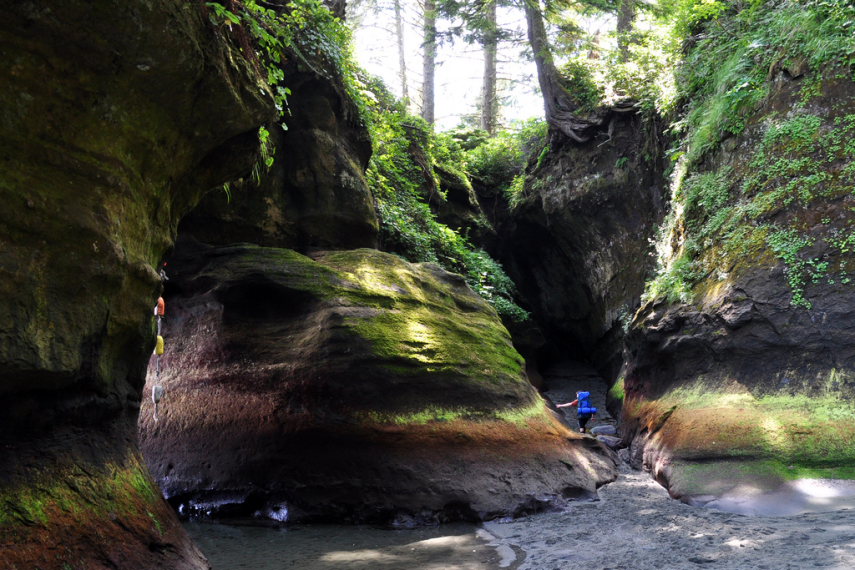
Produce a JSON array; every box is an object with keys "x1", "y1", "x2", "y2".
[
  {"x1": 432, "y1": 164, "x2": 494, "y2": 243},
  {"x1": 178, "y1": 47, "x2": 378, "y2": 251},
  {"x1": 591, "y1": 425, "x2": 617, "y2": 436},
  {"x1": 493, "y1": 108, "x2": 668, "y2": 376},
  {"x1": 0, "y1": 2, "x2": 272, "y2": 567},
  {"x1": 139, "y1": 241, "x2": 617, "y2": 523},
  {"x1": 596, "y1": 435, "x2": 622, "y2": 449}
]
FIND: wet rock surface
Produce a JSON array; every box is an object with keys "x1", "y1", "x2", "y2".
[
  {"x1": 492, "y1": 111, "x2": 668, "y2": 375},
  {"x1": 179, "y1": 47, "x2": 378, "y2": 251},
  {"x1": 139, "y1": 242, "x2": 616, "y2": 524},
  {"x1": 0, "y1": 2, "x2": 271, "y2": 567}
]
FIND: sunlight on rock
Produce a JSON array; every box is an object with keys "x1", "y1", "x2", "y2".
[
  {"x1": 761, "y1": 416, "x2": 791, "y2": 453},
  {"x1": 571, "y1": 446, "x2": 597, "y2": 480},
  {"x1": 406, "y1": 319, "x2": 438, "y2": 363},
  {"x1": 761, "y1": 417, "x2": 780, "y2": 432},
  {"x1": 717, "y1": 392, "x2": 752, "y2": 407}
]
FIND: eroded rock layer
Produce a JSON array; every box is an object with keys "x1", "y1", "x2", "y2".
[
  {"x1": 494, "y1": 108, "x2": 667, "y2": 374},
  {"x1": 139, "y1": 242, "x2": 616, "y2": 523},
  {"x1": 622, "y1": 64, "x2": 855, "y2": 502},
  {"x1": 0, "y1": 2, "x2": 271, "y2": 567},
  {"x1": 177, "y1": 47, "x2": 378, "y2": 251}
]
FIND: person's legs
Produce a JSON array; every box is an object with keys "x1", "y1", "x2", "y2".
[{"x1": 578, "y1": 414, "x2": 591, "y2": 433}]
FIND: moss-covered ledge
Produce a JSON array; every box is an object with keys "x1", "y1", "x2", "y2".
[{"x1": 139, "y1": 243, "x2": 616, "y2": 523}]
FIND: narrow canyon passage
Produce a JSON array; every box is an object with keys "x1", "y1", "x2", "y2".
[
  {"x1": 5, "y1": 1, "x2": 855, "y2": 568},
  {"x1": 538, "y1": 360, "x2": 617, "y2": 433}
]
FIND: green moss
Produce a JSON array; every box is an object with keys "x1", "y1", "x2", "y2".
[
  {"x1": 647, "y1": 109, "x2": 855, "y2": 306},
  {"x1": 0, "y1": 460, "x2": 162, "y2": 528},
  {"x1": 609, "y1": 377, "x2": 626, "y2": 402},
  {"x1": 347, "y1": 303, "x2": 524, "y2": 382},
  {"x1": 358, "y1": 400, "x2": 546, "y2": 426},
  {"x1": 675, "y1": 459, "x2": 855, "y2": 498},
  {"x1": 496, "y1": 400, "x2": 548, "y2": 425},
  {"x1": 147, "y1": 510, "x2": 165, "y2": 536},
  {"x1": 648, "y1": 373, "x2": 855, "y2": 470},
  {"x1": 208, "y1": 247, "x2": 530, "y2": 417}
]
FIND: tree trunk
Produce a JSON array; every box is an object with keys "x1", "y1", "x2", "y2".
[
  {"x1": 616, "y1": 0, "x2": 636, "y2": 63},
  {"x1": 523, "y1": 0, "x2": 599, "y2": 142},
  {"x1": 325, "y1": 0, "x2": 347, "y2": 19},
  {"x1": 422, "y1": 0, "x2": 436, "y2": 124},
  {"x1": 480, "y1": 0, "x2": 498, "y2": 134},
  {"x1": 394, "y1": 0, "x2": 409, "y2": 102}
]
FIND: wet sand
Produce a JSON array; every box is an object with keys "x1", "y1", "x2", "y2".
[
  {"x1": 188, "y1": 465, "x2": 855, "y2": 570},
  {"x1": 185, "y1": 521, "x2": 502, "y2": 570},
  {"x1": 482, "y1": 463, "x2": 855, "y2": 570}
]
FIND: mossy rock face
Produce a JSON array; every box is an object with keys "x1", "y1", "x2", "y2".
[
  {"x1": 432, "y1": 163, "x2": 494, "y2": 244},
  {"x1": 178, "y1": 48, "x2": 379, "y2": 251},
  {"x1": 1, "y1": 436, "x2": 207, "y2": 570},
  {"x1": 623, "y1": 26, "x2": 855, "y2": 504},
  {"x1": 0, "y1": 2, "x2": 272, "y2": 568},
  {"x1": 139, "y1": 241, "x2": 617, "y2": 523},
  {"x1": 493, "y1": 109, "x2": 668, "y2": 377}
]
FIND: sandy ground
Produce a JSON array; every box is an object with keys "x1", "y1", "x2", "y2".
[
  {"x1": 481, "y1": 462, "x2": 855, "y2": 570},
  {"x1": 189, "y1": 466, "x2": 855, "y2": 570}
]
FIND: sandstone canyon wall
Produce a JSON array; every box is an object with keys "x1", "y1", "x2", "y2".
[
  {"x1": 620, "y1": 2, "x2": 855, "y2": 504},
  {"x1": 0, "y1": 2, "x2": 271, "y2": 567},
  {"x1": 138, "y1": 41, "x2": 618, "y2": 523}
]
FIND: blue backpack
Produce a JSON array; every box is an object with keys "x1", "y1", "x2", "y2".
[{"x1": 577, "y1": 391, "x2": 598, "y2": 416}]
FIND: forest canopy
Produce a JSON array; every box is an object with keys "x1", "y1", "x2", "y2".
[{"x1": 203, "y1": 0, "x2": 855, "y2": 315}]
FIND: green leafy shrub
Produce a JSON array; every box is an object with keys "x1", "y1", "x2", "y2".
[
  {"x1": 361, "y1": 76, "x2": 530, "y2": 322},
  {"x1": 644, "y1": 1, "x2": 855, "y2": 307},
  {"x1": 463, "y1": 120, "x2": 547, "y2": 188},
  {"x1": 205, "y1": 0, "x2": 355, "y2": 118},
  {"x1": 678, "y1": 0, "x2": 855, "y2": 167},
  {"x1": 559, "y1": 58, "x2": 605, "y2": 111},
  {"x1": 462, "y1": 119, "x2": 547, "y2": 209}
]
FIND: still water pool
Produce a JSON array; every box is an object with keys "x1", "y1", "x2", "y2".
[{"x1": 185, "y1": 521, "x2": 511, "y2": 570}]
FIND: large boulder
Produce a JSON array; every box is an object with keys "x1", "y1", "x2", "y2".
[
  {"x1": 0, "y1": 2, "x2": 272, "y2": 568},
  {"x1": 494, "y1": 107, "x2": 668, "y2": 376},
  {"x1": 139, "y1": 242, "x2": 616, "y2": 523}
]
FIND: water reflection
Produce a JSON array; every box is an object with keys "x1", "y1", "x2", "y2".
[{"x1": 185, "y1": 521, "x2": 504, "y2": 570}]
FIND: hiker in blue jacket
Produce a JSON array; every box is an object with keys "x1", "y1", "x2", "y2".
[{"x1": 557, "y1": 391, "x2": 597, "y2": 433}]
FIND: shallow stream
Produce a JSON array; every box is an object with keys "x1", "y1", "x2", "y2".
[
  {"x1": 184, "y1": 520, "x2": 503, "y2": 570},
  {"x1": 188, "y1": 465, "x2": 855, "y2": 570}
]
